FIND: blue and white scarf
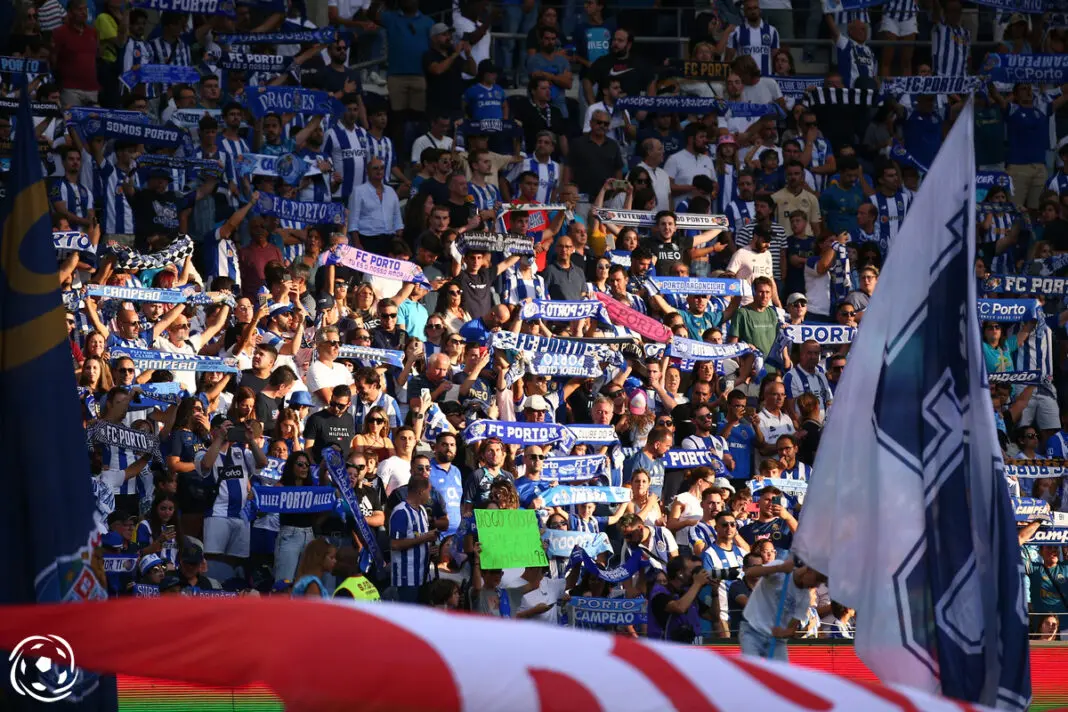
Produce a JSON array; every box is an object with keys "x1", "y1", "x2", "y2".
[
  {"x1": 661, "y1": 449, "x2": 725, "y2": 470},
  {"x1": 86, "y1": 420, "x2": 162, "y2": 461},
  {"x1": 519, "y1": 299, "x2": 606, "y2": 322},
  {"x1": 1003, "y1": 464, "x2": 1068, "y2": 479},
  {"x1": 120, "y1": 64, "x2": 202, "y2": 90},
  {"x1": 321, "y1": 446, "x2": 385, "y2": 572},
  {"x1": 882, "y1": 76, "x2": 985, "y2": 95},
  {"x1": 542, "y1": 455, "x2": 607, "y2": 482},
  {"x1": 326, "y1": 245, "x2": 431, "y2": 288},
  {"x1": 983, "y1": 274, "x2": 1068, "y2": 297},
  {"x1": 218, "y1": 52, "x2": 293, "y2": 74},
  {"x1": 592, "y1": 208, "x2": 728, "y2": 231},
  {"x1": 74, "y1": 116, "x2": 185, "y2": 148},
  {"x1": 970, "y1": 0, "x2": 1042, "y2": 14},
  {"x1": 128, "y1": 382, "x2": 186, "y2": 411},
  {"x1": 53, "y1": 231, "x2": 97, "y2": 260},
  {"x1": 67, "y1": 107, "x2": 149, "y2": 125},
  {"x1": 462, "y1": 420, "x2": 576, "y2": 450},
  {"x1": 505, "y1": 351, "x2": 601, "y2": 387},
  {"x1": 244, "y1": 86, "x2": 344, "y2": 118},
  {"x1": 889, "y1": 140, "x2": 930, "y2": 174},
  {"x1": 749, "y1": 476, "x2": 808, "y2": 497},
  {"x1": 336, "y1": 345, "x2": 405, "y2": 368},
  {"x1": 569, "y1": 596, "x2": 647, "y2": 626},
  {"x1": 773, "y1": 76, "x2": 824, "y2": 96},
  {"x1": 254, "y1": 193, "x2": 345, "y2": 226},
  {"x1": 86, "y1": 284, "x2": 230, "y2": 306},
  {"x1": 647, "y1": 276, "x2": 750, "y2": 297},
  {"x1": 616, "y1": 96, "x2": 781, "y2": 118},
  {"x1": 539, "y1": 486, "x2": 632, "y2": 506},
  {"x1": 564, "y1": 425, "x2": 619, "y2": 445},
  {"x1": 252, "y1": 486, "x2": 337, "y2": 513},
  {"x1": 235, "y1": 153, "x2": 320, "y2": 179},
  {"x1": 568, "y1": 547, "x2": 646, "y2": 583},
  {"x1": 133, "y1": 583, "x2": 161, "y2": 597},
  {"x1": 829, "y1": 241, "x2": 852, "y2": 311},
  {"x1": 460, "y1": 119, "x2": 518, "y2": 135},
  {"x1": 668, "y1": 337, "x2": 755, "y2": 361},
  {"x1": 0, "y1": 98, "x2": 61, "y2": 116},
  {"x1": 130, "y1": 0, "x2": 236, "y2": 16},
  {"x1": 259, "y1": 457, "x2": 284, "y2": 482},
  {"x1": 988, "y1": 370, "x2": 1043, "y2": 385},
  {"x1": 106, "y1": 234, "x2": 196, "y2": 271},
  {"x1": 977, "y1": 298, "x2": 1041, "y2": 322},
  {"x1": 111, "y1": 348, "x2": 240, "y2": 373},
  {"x1": 103, "y1": 555, "x2": 138, "y2": 573},
  {"x1": 491, "y1": 331, "x2": 609, "y2": 360},
  {"x1": 1012, "y1": 496, "x2": 1052, "y2": 523},
  {"x1": 782, "y1": 323, "x2": 857, "y2": 345},
  {"x1": 981, "y1": 54, "x2": 1068, "y2": 84},
  {"x1": 136, "y1": 153, "x2": 222, "y2": 178},
  {"x1": 543, "y1": 530, "x2": 613, "y2": 558},
  {"x1": 215, "y1": 28, "x2": 338, "y2": 45}
]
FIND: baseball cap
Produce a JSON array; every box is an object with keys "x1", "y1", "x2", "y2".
[
  {"x1": 429, "y1": 22, "x2": 451, "y2": 38},
  {"x1": 522, "y1": 394, "x2": 550, "y2": 412},
  {"x1": 288, "y1": 390, "x2": 315, "y2": 408},
  {"x1": 101, "y1": 531, "x2": 124, "y2": 548},
  {"x1": 268, "y1": 302, "x2": 294, "y2": 318},
  {"x1": 180, "y1": 544, "x2": 204, "y2": 566},
  {"x1": 713, "y1": 476, "x2": 736, "y2": 494},
  {"x1": 138, "y1": 554, "x2": 164, "y2": 576},
  {"x1": 315, "y1": 294, "x2": 335, "y2": 312},
  {"x1": 786, "y1": 293, "x2": 807, "y2": 306},
  {"x1": 717, "y1": 135, "x2": 737, "y2": 146},
  {"x1": 159, "y1": 575, "x2": 182, "y2": 592}
]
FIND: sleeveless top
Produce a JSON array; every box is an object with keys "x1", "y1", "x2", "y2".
[{"x1": 292, "y1": 575, "x2": 328, "y2": 598}]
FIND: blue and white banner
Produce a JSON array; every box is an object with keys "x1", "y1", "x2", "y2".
[
  {"x1": 773, "y1": 75, "x2": 823, "y2": 95},
  {"x1": 883, "y1": 76, "x2": 985, "y2": 95},
  {"x1": 169, "y1": 108, "x2": 223, "y2": 132},
  {"x1": 524, "y1": 352, "x2": 601, "y2": 379},
  {"x1": 539, "y1": 486, "x2": 632, "y2": 507},
  {"x1": 86, "y1": 420, "x2": 161, "y2": 460},
  {"x1": 0, "y1": 56, "x2": 49, "y2": 75},
  {"x1": 235, "y1": 152, "x2": 320, "y2": 179},
  {"x1": 750, "y1": 476, "x2": 809, "y2": 497},
  {"x1": 987, "y1": 371, "x2": 1044, "y2": 385},
  {"x1": 981, "y1": 54, "x2": 1068, "y2": 84},
  {"x1": 890, "y1": 140, "x2": 929, "y2": 174},
  {"x1": 491, "y1": 331, "x2": 609, "y2": 360},
  {"x1": 0, "y1": 98, "x2": 61, "y2": 117},
  {"x1": 977, "y1": 171, "x2": 1013, "y2": 193},
  {"x1": 543, "y1": 530, "x2": 613, "y2": 558},
  {"x1": 519, "y1": 300, "x2": 606, "y2": 322},
  {"x1": 245, "y1": 86, "x2": 344, "y2": 118},
  {"x1": 543, "y1": 455, "x2": 607, "y2": 482},
  {"x1": 253, "y1": 486, "x2": 336, "y2": 513},
  {"x1": 969, "y1": 0, "x2": 1043, "y2": 14},
  {"x1": 254, "y1": 193, "x2": 345, "y2": 226},
  {"x1": 215, "y1": 28, "x2": 338, "y2": 45},
  {"x1": 569, "y1": 547, "x2": 645, "y2": 583},
  {"x1": 977, "y1": 298, "x2": 1041, "y2": 323},
  {"x1": 336, "y1": 345, "x2": 405, "y2": 368},
  {"x1": 792, "y1": 101, "x2": 1031, "y2": 710},
  {"x1": 259, "y1": 456, "x2": 284, "y2": 482},
  {"x1": 136, "y1": 153, "x2": 223, "y2": 177},
  {"x1": 67, "y1": 107, "x2": 150, "y2": 126},
  {"x1": 783, "y1": 323, "x2": 857, "y2": 345},
  {"x1": 112, "y1": 348, "x2": 240, "y2": 374},
  {"x1": 1003, "y1": 463, "x2": 1068, "y2": 479},
  {"x1": 661, "y1": 449, "x2": 725, "y2": 471},
  {"x1": 120, "y1": 64, "x2": 202, "y2": 90},
  {"x1": 668, "y1": 336, "x2": 755, "y2": 361},
  {"x1": 591, "y1": 208, "x2": 728, "y2": 230},
  {"x1": 327, "y1": 245, "x2": 431, "y2": 288},
  {"x1": 321, "y1": 446, "x2": 385, "y2": 572},
  {"x1": 131, "y1": 0, "x2": 236, "y2": 16},
  {"x1": 564, "y1": 424, "x2": 619, "y2": 445},
  {"x1": 133, "y1": 583, "x2": 160, "y2": 597},
  {"x1": 647, "y1": 276, "x2": 750, "y2": 298},
  {"x1": 218, "y1": 52, "x2": 293, "y2": 74},
  {"x1": 53, "y1": 231, "x2": 96, "y2": 258},
  {"x1": 462, "y1": 420, "x2": 576, "y2": 450},
  {"x1": 87, "y1": 285, "x2": 192, "y2": 304},
  {"x1": 75, "y1": 116, "x2": 185, "y2": 148},
  {"x1": 569, "y1": 596, "x2": 646, "y2": 626},
  {"x1": 1023, "y1": 527, "x2": 1068, "y2": 545},
  {"x1": 982, "y1": 274, "x2": 1068, "y2": 297},
  {"x1": 102, "y1": 555, "x2": 138, "y2": 573},
  {"x1": 129, "y1": 382, "x2": 185, "y2": 411},
  {"x1": 1012, "y1": 497, "x2": 1051, "y2": 523},
  {"x1": 617, "y1": 96, "x2": 784, "y2": 118},
  {"x1": 460, "y1": 119, "x2": 518, "y2": 135}
]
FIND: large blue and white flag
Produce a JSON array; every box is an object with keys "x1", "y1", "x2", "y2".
[{"x1": 792, "y1": 100, "x2": 1031, "y2": 710}]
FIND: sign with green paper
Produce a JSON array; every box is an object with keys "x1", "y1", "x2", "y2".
[{"x1": 474, "y1": 509, "x2": 549, "y2": 570}]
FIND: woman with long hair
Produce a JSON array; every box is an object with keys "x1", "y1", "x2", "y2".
[
  {"x1": 83, "y1": 331, "x2": 107, "y2": 362},
  {"x1": 607, "y1": 167, "x2": 651, "y2": 210},
  {"x1": 291, "y1": 539, "x2": 338, "y2": 597},
  {"x1": 348, "y1": 282, "x2": 377, "y2": 327},
  {"x1": 526, "y1": 6, "x2": 561, "y2": 54},
  {"x1": 196, "y1": 369, "x2": 233, "y2": 417},
  {"x1": 626, "y1": 469, "x2": 664, "y2": 526},
  {"x1": 272, "y1": 408, "x2": 305, "y2": 453},
  {"x1": 78, "y1": 355, "x2": 113, "y2": 395},
  {"x1": 402, "y1": 192, "x2": 435, "y2": 248},
  {"x1": 586, "y1": 257, "x2": 612, "y2": 295},
  {"x1": 435, "y1": 280, "x2": 472, "y2": 333},
  {"x1": 228, "y1": 386, "x2": 257, "y2": 424},
  {"x1": 979, "y1": 184, "x2": 1021, "y2": 274},
  {"x1": 275, "y1": 451, "x2": 322, "y2": 582},
  {"x1": 136, "y1": 493, "x2": 183, "y2": 566},
  {"x1": 605, "y1": 227, "x2": 640, "y2": 267},
  {"x1": 679, "y1": 42, "x2": 726, "y2": 98},
  {"x1": 713, "y1": 136, "x2": 741, "y2": 211},
  {"x1": 351, "y1": 405, "x2": 396, "y2": 462},
  {"x1": 667, "y1": 466, "x2": 716, "y2": 554},
  {"x1": 423, "y1": 315, "x2": 449, "y2": 356},
  {"x1": 1011, "y1": 425, "x2": 1042, "y2": 460},
  {"x1": 981, "y1": 320, "x2": 1032, "y2": 375},
  {"x1": 442, "y1": 330, "x2": 466, "y2": 371}
]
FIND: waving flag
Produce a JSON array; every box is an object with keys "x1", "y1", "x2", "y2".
[
  {"x1": 0, "y1": 89, "x2": 113, "y2": 704},
  {"x1": 792, "y1": 100, "x2": 1031, "y2": 710}
]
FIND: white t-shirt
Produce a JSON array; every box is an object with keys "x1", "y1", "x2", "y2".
[
  {"x1": 803, "y1": 258, "x2": 832, "y2": 317},
  {"x1": 582, "y1": 101, "x2": 631, "y2": 134},
  {"x1": 379, "y1": 456, "x2": 412, "y2": 495},
  {"x1": 411, "y1": 133, "x2": 455, "y2": 165},
  {"x1": 638, "y1": 161, "x2": 671, "y2": 212},
  {"x1": 453, "y1": 15, "x2": 491, "y2": 81},
  {"x1": 154, "y1": 333, "x2": 205, "y2": 393},
  {"x1": 328, "y1": 0, "x2": 368, "y2": 20},
  {"x1": 518, "y1": 577, "x2": 569, "y2": 622},
  {"x1": 664, "y1": 150, "x2": 715, "y2": 209},
  {"x1": 742, "y1": 77, "x2": 784, "y2": 106},
  {"x1": 726, "y1": 247, "x2": 775, "y2": 305},
  {"x1": 743, "y1": 560, "x2": 812, "y2": 636},
  {"x1": 758, "y1": 408, "x2": 795, "y2": 444},
  {"x1": 305, "y1": 359, "x2": 355, "y2": 410},
  {"x1": 670, "y1": 491, "x2": 704, "y2": 547}
]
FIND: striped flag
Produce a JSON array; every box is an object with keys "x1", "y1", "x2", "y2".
[{"x1": 792, "y1": 99, "x2": 1032, "y2": 710}]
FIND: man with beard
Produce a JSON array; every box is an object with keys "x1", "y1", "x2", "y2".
[{"x1": 585, "y1": 28, "x2": 656, "y2": 104}]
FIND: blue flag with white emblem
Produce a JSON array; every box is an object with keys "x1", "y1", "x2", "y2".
[
  {"x1": 0, "y1": 89, "x2": 115, "y2": 706},
  {"x1": 793, "y1": 100, "x2": 1030, "y2": 710}
]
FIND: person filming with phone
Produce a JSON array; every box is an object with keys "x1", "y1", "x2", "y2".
[
  {"x1": 195, "y1": 415, "x2": 268, "y2": 569},
  {"x1": 739, "y1": 486, "x2": 797, "y2": 553}
]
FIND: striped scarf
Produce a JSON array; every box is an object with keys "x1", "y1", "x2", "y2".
[
  {"x1": 107, "y1": 234, "x2": 195, "y2": 271},
  {"x1": 829, "y1": 241, "x2": 852, "y2": 310}
]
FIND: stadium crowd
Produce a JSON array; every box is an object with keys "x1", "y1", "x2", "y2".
[{"x1": 3, "y1": 0, "x2": 1068, "y2": 645}]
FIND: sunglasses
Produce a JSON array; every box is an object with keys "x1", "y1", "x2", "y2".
[
  {"x1": 427, "y1": 323, "x2": 444, "y2": 329},
  {"x1": 115, "y1": 367, "x2": 135, "y2": 374},
  {"x1": 606, "y1": 390, "x2": 623, "y2": 398},
  {"x1": 446, "y1": 290, "x2": 462, "y2": 296},
  {"x1": 448, "y1": 339, "x2": 465, "y2": 345},
  {"x1": 657, "y1": 419, "x2": 674, "y2": 427},
  {"x1": 348, "y1": 464, "x2": 367, "y2": 472},
  {"x1": 323, "y1": 340, "x2": 341, "y2": 346},
  {"x1": 718, "y1": 521, "x2": 737, "y2": 528},
  {"x1": 413, "y1": 464, "x2": 432, "y2": 472},
  {"x1": 330, "y1": 401, "x2": 348, "y2": 409},
  {"x1": 369, "y1": 417, "x2": 385, "y2": 424},
  {"x1": 382, "y1": 313, "x2": 398, "y2": 319},
  {"x1": 526, "y1": 454, "x2": 546, "y2": 461},
  {"x1": 354, "y1": 335, "x2": 371, "y2": 341},
  {"x1": 592, "y1": 119, "x2": 610, "y2": 126}
]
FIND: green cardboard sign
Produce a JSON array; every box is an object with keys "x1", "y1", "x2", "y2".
[{"x1": 474, "y1": 509, "x2": 549, "y2": 570}]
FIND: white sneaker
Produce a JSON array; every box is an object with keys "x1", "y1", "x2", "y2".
[{"x1": 368, "y1": 71, "x2": 386, "y2": 86}]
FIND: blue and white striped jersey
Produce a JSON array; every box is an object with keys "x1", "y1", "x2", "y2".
[
  {"x1": 1046, "y1": 171, "x2": 1068, "y2": 196},
  {"x1": 390, "y1": 500, "x2": 430, "y2": 588},
  {"x1": 728, "y1": 21, "x2": 780, "y2": 76},
  {"x1": 366, "y1": 131, "x2": 398, "y2": 180},
  {"x1": 201, "y1": 227, "x2": 242, "y2": 289},
  {"x1": 781, "y1": 461, "x2": 812, "y2": 481},
  {"x1": 1046, "y1": 431, "x2": 1068, "y2": 459},
  {"x1": 799, "y1": 136, "x2": 832, "y2": 193},
  {"x1": 507, "y1": 157, "x2": 560, "y2": 203},
  {"x1": 835, "y1": 35, "x2": 877, "y2": 88},
  {"x1": 883, "y1": 0, "x2": 917, "y2": 22},
  {"x1": 136, "y1": 520, "x2": 179, "y2": 565},
  {"x1": 50, "y1": 178, "x2": 93, "y2": 220},
  {"x1": 783, "y1": 364, "x2": 833, "y2": 416},
  {"x1": 980, "y1": 208, "x2": 1019, "y2": 274},
  {"x1": 469, "y1": 180, "x2": 502, "y2": 214},
  {"x1": 869, "y1": 189, "x2": 912, "y2": 256},
  {"x1": 931, "y1": 22, "x2": 970, "y2": 76},
  {"x1": 498, "y1": 266, "x2": 546, "y2": 304},
  {"x1": 716, "y1": 165, "x2": 738, "y2": 213},
  {"x1": 150, "y1": 38, "x2": 193, "y2": 68},
  {"x1": 1016, "y1": 318, "x2": 1055, "y2": 391},
  {"x1": 351, "y1": 392, "x2": 401, "y2": 432},
  {"x1": 726, "y1": 198, "x2": 756, "y2": 234},
  {"x1": 690, "y1": 521, "x2": 715, "y2": 550},
  {"x1": 681, "y1": 433, "x2": 729, "y2": 460},
  {"x1": 568, "y1": 514, "x2": 604, "y2": 534},
  {"x1": 197, "y1": 444, "x2": 256, "y2": 519},
  {"x1": 100, "y1": 157, "x2": 140, "y2": 235},
  {"x1": 323, "y1": 122, "x2": 369, "y2": 201},
  {"x1": 282, "y1": 240, "x2": 304, "y2": 266},
  {"x1": 216, "y1": 134, "x2": 251, "y2": 166},
  {"x1": 296, "y1": 148, "x2": 332, "y2": 203},
  {"x1": 101, "y1": 445, "x2": 140, "y2": 497},
  {"x1": 121, "y1": 37, "x2": 156, "y2": 97},
  {"x1": 822, "y1": 0, "x2": 869, "y2": 30}
]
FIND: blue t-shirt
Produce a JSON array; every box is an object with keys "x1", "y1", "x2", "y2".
[
  {"x1": 903, "y1": 107, "x2": 944, "y2": 170},
  {"x1": 572, "y1": 21, "x2": 615, "y2": 67},
  {"x1": 819, "y1": 183, "x2": 865, "y2": 234},
  {"x1": 622, "y1": 450, "x2": 665, "y2": 499},
  {"x1": 463, "y1": 83, "x2": 506, "y2": 121},
  {"x1": 637, "y1": 129, "x2": 685, "y2": 159},
  {"x1": 721, "y1": 421, "x2": 756, "y2": 480},
  {"x1": 526, "y1": 53, "x2": 570, "y2": 105},
  {"x1": 1006, "y1": 103, "x2": 1050, "y2": 166},
  {"x1": 429, "y1": 461, "x2": 463, "y2": 537},
  {"x1": 739, "y1": 517, "x2": 793, "y2": 550},
  {"x1": 755, "y1": 167, "x2": 784, "y2": 194},
  {"x1": 380, "y1": 11, "x2": 433, "y2": 76}
]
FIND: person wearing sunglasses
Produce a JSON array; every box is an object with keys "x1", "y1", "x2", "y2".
[
  {"x1": 307, "y1": 326, "x2": 355, "y2": 411},
  {"x1": 303, "y1": 385, "x2": 356, "y2": 463}
]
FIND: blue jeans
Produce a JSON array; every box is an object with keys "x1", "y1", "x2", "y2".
[
  {"x1": 739, "y1": 620, "x2": 789, "y2": 661},
  {"x1": 498, "y1": 3, "x2": 539, "y2": 81},
  {"x1": 274, "y1": 525, "x2": 314, "y2": 582}
]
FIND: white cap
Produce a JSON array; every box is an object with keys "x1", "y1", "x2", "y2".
[
  {"x1": 522, "y1": 394, "x2": 551, "y2": 412},
  {"x1": 713, "y1": 476, "x2": 736, "y2": 494}
]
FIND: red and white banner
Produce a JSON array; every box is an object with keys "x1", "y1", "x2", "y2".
[
  {"x1": 0, "y1": 598, "x2": 984, "y2": 712},
  {"x1": 595, "y1": 292, "x2": 673, "y2": 344}
]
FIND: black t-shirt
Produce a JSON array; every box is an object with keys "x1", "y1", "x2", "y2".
[
  {"x1": 372, "y1": 327, "x2": 408, "y2": 352},
  {"x1": 446, "y1": 199, "x2": 472, "y2": 228},
  {"x1": 303, "y1": 410, "x2": 356, "y2": 462},
  {"x1": 130, "y1": 188, "x2": 195, "y2": 250},
  {"x1": 301, "y1": 60, "x2": 364, "y2": 94},
  {"x1": 588, "y1": 53, "x2": 654, "y2": 99},
  {"x1": 567, "y1": 134, "x2": 624, "y2": 197},
  {"x1": 512, "y1": 99, "x2": 567, "y2": 154},
  {"x1": 238, "y1": 369, "x2": 268, "y2": 395},
  {"x1": 417, "y1": 176, "x2": 451, "y2": 206},
  {"x1": 643, "y1": 238, "x2": 683, "y2": 276},
  {"x1": 253, "y1": 392, "x2": 285, "y2": 433},
  {"x1": 423, "y1": 49, "x2": 466, "y2": 114},
  {"x1": 566, "y1": 386, "x2": 596, "y2": 424},
  {"x1": 457, "y1": 266, "x2": 495, "y2": 320},
  {"x1": 1044, "y1": 219, "x2": 1068, "y2": 253}
]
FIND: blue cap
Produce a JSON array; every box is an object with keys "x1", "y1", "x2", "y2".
[
  {"x1": 268, "y1": 302, "x2": 294, "y2": 318},
  {"x1": 102, "y1": 532, "x2": 124, "y2": 548},
  {"x1": 288, "y1": 391, "x2": 314, "y2": 408},
  {"x1": 138, "y1": 553, "x2": 164, "y2": 576}
]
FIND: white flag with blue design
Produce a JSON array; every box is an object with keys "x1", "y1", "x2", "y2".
[{"x1": 792, "y1": 100, "x2": 1031, "y2": 710}]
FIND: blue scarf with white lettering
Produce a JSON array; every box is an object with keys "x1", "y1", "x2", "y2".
[
  {"x1": 781, "y1": 323, "x2": 857, "y2": 345},
  {"x1": 1012, "y1": 496, "x2": 1052, "y2": 523},
  {"x1": 617, "y1": 96, "x2": 784, "y2": 117},
  {"x1": 218, "y1": 52, "x2": 293, "y2": 74},
  {"x1": 988, "y1": 371, "x2": 1043, "y2": 385},
  {"x1": 86, "y1": 420, "x2": 162, "y2": 461},
  {"x1": 252, "y1": 486, "x2": 337, "y2": 513},
  {"x1": 112, "y1": 348, "x2": 240, "y2": 374},
  {"x1": 773, "y1": 75, "x2": 823, "y2": 96},
  {"x1": 322, "y1": 446, "x2": 385, "y2": 572},
  {"x1": 259, "y1": 456, "x2": 284, "y2": 482},
  {"x1": 137, "y1": 153, "x2": 223, "y2": 179},
  {"x1": 244, "y1": 86, "x2": 344, "y2": 118},
  {"x1": 462, "y1": 420, "x2": 576, "y2": 450},
  {"x1": 74, "y1": 116, "x2": 185, "y2": 148},
  {"x1": 103, "y1": 554, "x2": 138, "y2": 573},
  {"x1": 128, "y1": 383, "x2": 186, "y2": 411},
  {"x1": 491, "y1": 331, "x2": 610, "y2": 360},
  {"x1": 983, "y1": 274, "x2": 1068, "y2": 297},
  {"x1": 882, "y1": 76, "x2": 985, "y2": 96},
  {"x1": 86, "y1": 284, "x2": 232, "y2": 307},
  {"x1": 67, "y1": 107, "x2": 150, "y2": 125},
  {"x1": 254, "y1": 193, "x2": 345, "y2": 226},
  {"x1": 569, "y1": 596, "x2": 647, "y2": 626},
  {"x1": 120, "y1": 64, "x2": 203, "y2": 91},
  {"x1": 982, "y1": 53, "x2": 1068, "y2": 84},
  {"x1": 336, "y1": 345, "x2": 405, "y2": 368},
  {"x1": 647, "y1": 277, "x2": 750, "y2": 297},
  {"x1": 564, "y1": 424, "x2": 619, "y2": 445},
  {"x1": 542, "y1": 455, "x2": 607, "y2": 482},
  {"x1": 53, "y1": 231, "x2": 97, "y2": 260},
  {"x1": 829, "y1": 241, "x2": 852, "y2": 311},
  {"x1": 0, "y1": 56, "x2": 49, "y2": 74},
  {"x1": 215, "y1": 28, "x2": 338, "y2": 45},
  {"x1": 1004, "y1": 464, "x2": 1068, "y2": 479},
  {"x1": 504, "y1": 351, "x2": 602, "y2": 387},
  {"x1": 568, "y1": 547, "x2": 646, "y2": 583},
  {"x1": 765, "y1": 327, "x2": 794, "y2": 370},
  {"x1": 131, "y1": 0, "x2": 236, "y2": 16},
  {"x1": 977, "y1": 298, "x2": 1041, "y2": 323},
  {"x1": 543, "y1": 530, "x2": 613, "y2": 558},
  {"x1": 668, "y1": 337, "x2": 755, "y2": 361},
  {"x1": 460, "y1": 119, "x2": 518, "y2": 135},
  {"x1": 519, "y1": 299, "x2": 606, "y2": 322},
  {"x1": 539, "y1": 486, "x2": 632, "y2": 506},
  {"x1": 661, "y1": 450, "x2": 725, "y2": 470}
]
